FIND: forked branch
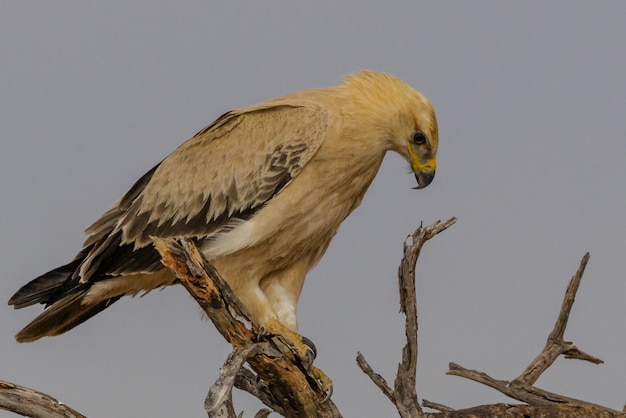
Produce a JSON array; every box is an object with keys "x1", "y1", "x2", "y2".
[
  {"x1": 2, "y1": 219, "x2": 624, "y2": 418},
  {"x1": 358, "y1": 220, "x2": 624, "y2": 418},
  {"x1": 512, "y1": 252, "x2": 602, "y2": 387},
  {"x1": 357, "y1": 217, "x2": 457, "y2": 418}
]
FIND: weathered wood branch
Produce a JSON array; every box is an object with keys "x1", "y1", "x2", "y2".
[
  {"x1": 512, "y1": 252, "x2": 602, "y2": 387},
  {"x1": 356, "y1": 351, "x2": 396, "y2": 405},
  {"x1": 358, "y1": 220, "x2": 624, "y2": 417},
  {"x1": 0, "y1": 380, "x2": 86, "y2": 418},
  {"x1": 3, "y1": 220, "x2": 624, "y2": 418},
  {"x1": 153, "y1": 237, "x2": 341, "y2": 418},
  {"x1": 444, "y1": 252, "x2": 622, "y2": 416},
  {"x1": 358, "y1": 217, "x2": 457, "y2": 418},
  {"x1": 425, "y1": 403, "x2": 624, "y2": 417},
  {"x1": 395, "y1": 218, "x2": 458, "y2": 417}
]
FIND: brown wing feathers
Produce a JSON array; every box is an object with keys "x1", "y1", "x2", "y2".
[{"x1": 9, "y1": 104, "x2": 328, "y2": 341}]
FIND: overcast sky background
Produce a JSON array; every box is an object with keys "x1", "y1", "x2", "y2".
[{"x1": 1, "y1": 2, "x2": 625, "y2": 417}]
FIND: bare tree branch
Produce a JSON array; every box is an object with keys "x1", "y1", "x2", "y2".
[
  {"x1": 4, "y1": 221, "x2": 624, "y2": 418},
  {"x1": 429, "y1": 403, "x2": 625, "y2": 417},
  {"x1": 0, "y1": 380, "x2": 86, "y2": 418},
  {"x1": 356, "y1": 351, "x2": 395, "y2": 404},
  {"x1": 421, "y1": 399, "x2": 454, "y2": 413},
  {"x1": 447, "y1": 362, "x2": 573, "y2": 405},
  {"x1": 444, "y1": 252, "x2": 624, "y2": 416},
  {"x1": 234, "y1": 367, "x2": 283, "y2": 416},
  {"x1": 358, "y1": 217, "x2": 457, "y2": 418},
  {"x1": 357, "y1": 222, "x2": 624, "y2": 418},
  {"x1": 395, "y1": 217, "x2": 457, "y2": 418},
  {"x1": 513, "y1": 252, "x2": 602, "y2": 387},
  {"x1": 206, "y1": 344, "x2": 262, "y2": 417}
]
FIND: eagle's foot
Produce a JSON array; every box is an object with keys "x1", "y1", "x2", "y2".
[
  {"x1": 258, "y1": 319, "x2": 316, "y2": 371},
  {"x1": 310, "y1": 365, "x2": 333, "y2": 403},
  {"x1": 258, "y1": 320, "x2": 333, "y2": 400}
]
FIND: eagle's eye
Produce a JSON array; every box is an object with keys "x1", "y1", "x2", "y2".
[{"x1": 411, "y1": 130, "x2": 427, "y2": 145}]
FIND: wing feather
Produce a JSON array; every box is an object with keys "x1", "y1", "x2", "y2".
[
  {"x1": 119, "y1": 105, "x2": 328, "y2": 244},
  {"x1": 78, "y1": 103, "x2": 328, "y2": 282}
]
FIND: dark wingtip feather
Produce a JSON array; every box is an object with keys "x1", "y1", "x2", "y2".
[{"x1": 8, "y1": 260, "x2": 80, "y2": 309}]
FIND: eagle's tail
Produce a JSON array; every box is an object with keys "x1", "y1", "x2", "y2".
[{"x1": 8, "y1": 261, "x2": 121, "y2": 343}]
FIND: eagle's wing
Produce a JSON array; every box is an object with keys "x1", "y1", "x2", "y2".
[{"x1": 79, "y1": 104, "x2": 329, "y2": 282}]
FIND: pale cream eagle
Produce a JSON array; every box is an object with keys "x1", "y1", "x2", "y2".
[{"x1": 10, "y1": 71, "x2": 438, "y2": 362}]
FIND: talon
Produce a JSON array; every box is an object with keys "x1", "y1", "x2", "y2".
[
  {"x1": 301, "y1": 335, "x2": 317, "y2": 359},
  {"x1": 258, "y1": 319, "x2": 315, "y2": 369},
  {"x1": 310, "y1": 365, "x2": 333, "y2": 402},
  {"x1": 304, "y1": 347, "x2": 315, "y2": 372},
  {"x1": 257, "y1": 320, "x2": 333, "y2": 401},
  {"x1": 322, "y1": 384, "x2": 333, "y2": 403},
  {"x1": 256, "y1": 325, "x2": 265, "y2": 342}
]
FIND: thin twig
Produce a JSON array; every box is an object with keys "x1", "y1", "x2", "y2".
[
  {"x1": 549, "y1": 253, "x2": 589, "y2": 342},
  {"x1": 421, "y1": 399, "x2": 454, "y2": 412},
  {"x1": 356, "y1": 352, "x2": 395, "y2": 404}
]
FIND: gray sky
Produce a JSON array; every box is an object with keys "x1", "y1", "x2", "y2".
[{"x1": 1, "y1": 2, "x2": 625, "y2": 417}]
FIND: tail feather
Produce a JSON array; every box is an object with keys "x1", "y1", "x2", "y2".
[
  {"x1": 8, "y1": 259, "x2": 82, "y2": 309},
  {"x1": 9, "y1": 256, "x2": 124, "y2": 343},
  {"x1": 14, "y1": 290, "x2": 122, "y2": 343}
]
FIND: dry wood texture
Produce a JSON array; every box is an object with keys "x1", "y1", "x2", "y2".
[
  {"x1": 358, "y1": 221, "x2": 624, "y2": 418},
  {"x1": 0, "y1": 380, "x2": 86, "y2": 418},
  {"x1": 2, "y1": 218, "x2": 624, "y2": 418}
]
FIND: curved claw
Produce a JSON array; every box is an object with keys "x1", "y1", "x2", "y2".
[
  {"x1": 301, "y1": 335, "x2": 317, "y2": 359},
  {"x1": 309, "y1": 365, "x2": 333, "y2": 403},
  {"x1": 257, "y1": 320, "x2": 333, "y2": 401},
  {"x1": 257, "y1": 319, "x2": 315, "y2": 370},
  {"x1": 322, "y1": 384, "x2": 333, "y2": 403},
  {"x1": 304, "y1": 348, "x2": 315, "y2": 372},
  {"x1": 256, "y1": 325, "x2": 265, "y2": 343}
]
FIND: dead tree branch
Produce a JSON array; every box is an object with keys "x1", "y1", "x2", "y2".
[
  {"x1": 445, "y1": 252, "x2": 621, "y2": 416},
  {"x1": 358, "y1": 220, "x2": 624, "y2": 417},
  {"x1": 0, "y1": 380, "x2": 86, "y2": 418},
  {"x1": 512, "y1": 252, "x2": 602, "y2": 387},
  {"x1": 3, "y1": 220, "x2": 624, "y2": 418},
  {"x1": 358, "y1": 217, "x2": 457, "y2": 418}
]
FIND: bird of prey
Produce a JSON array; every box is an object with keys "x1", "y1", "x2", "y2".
[{"x1": 9, "y1": 71, "x2": 438, "y2": 366}]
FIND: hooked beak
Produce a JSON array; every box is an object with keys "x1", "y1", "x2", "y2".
[
  {"x1": 413, "y1": 169, "x2": 436, "y2": 189},
  {"x1": 407, "y1": 145, "x2": 436, "y2": 190}
]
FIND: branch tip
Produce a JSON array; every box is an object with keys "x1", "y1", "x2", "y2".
[{"x1": 422, "y1": 399, "x2": 455, "y2": 412}]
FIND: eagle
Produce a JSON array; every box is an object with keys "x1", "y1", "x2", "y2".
[{"x1": 9, "y1": 71, "x2": 438, "y2": 365}]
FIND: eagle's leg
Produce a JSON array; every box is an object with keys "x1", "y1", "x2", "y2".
[
  {"x1": 254, "y1": 263, "x2": 316, "y2": 363},
  {"x1": 229, "y1": 275, "x2": 313, "y2": 365}
]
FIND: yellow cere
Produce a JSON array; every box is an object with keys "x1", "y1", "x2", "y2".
[{"x1": 407, "y1": 144, "x2": 436, "y2": 173}]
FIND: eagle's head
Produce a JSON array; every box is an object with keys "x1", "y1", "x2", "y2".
[{"x1": 341, "y1": 70, "x2": 438, "y2": 189}]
